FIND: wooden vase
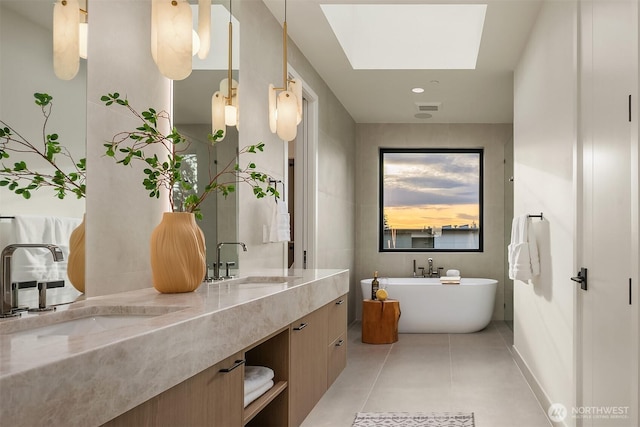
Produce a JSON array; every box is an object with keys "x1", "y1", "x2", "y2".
[
  {"x1": 67, "y1": 214, "x2": 86, "y2": 293},
  {"x1": 150, "y1": 212, "x2": 206, "y2": 293}
]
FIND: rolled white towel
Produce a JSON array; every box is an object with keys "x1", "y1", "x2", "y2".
[
  {"x1": 244, "y1": 366, "x2": 275, "y2": 395},
  {"x1": 243, "y1": 379, "x2": 274, "y2": 408}
]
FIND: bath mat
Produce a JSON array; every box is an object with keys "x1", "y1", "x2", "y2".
[{"x1": 352, "y1": 412, "x2": 475, "y2": 427}]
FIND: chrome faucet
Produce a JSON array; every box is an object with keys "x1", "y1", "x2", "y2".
[
  {"x1": 1, "y1": 244, "x2": 64, "y2": 318},
  {"x1": 214, "y1": 242, "x2": 247, "y2": 280},
  {"x1": 426, "y1": 258, "x2": 443, "y2": 278}
]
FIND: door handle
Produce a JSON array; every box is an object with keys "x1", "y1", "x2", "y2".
[{"x1": 571, "y1": 267, "x2": 588, "y2": 291}]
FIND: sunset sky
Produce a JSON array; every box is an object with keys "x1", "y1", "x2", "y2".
[{"x1": 382, "y1": 151, "x2": 480, "y2": 230}]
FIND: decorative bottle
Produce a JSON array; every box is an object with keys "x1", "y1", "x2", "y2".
[{"x1": 371, "y1": 271, "x2": 380, "y2": 300}]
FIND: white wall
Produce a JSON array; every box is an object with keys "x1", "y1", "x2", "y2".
[
  {"x1": 513, "y1": 0, "x2": 577, "y2": 422},
  {"x1": 355, "y1": 123, "x2": 512, "y2": 321},
  {"x1": 85, "y1": 0, "x2": 170, "y2": 296}
]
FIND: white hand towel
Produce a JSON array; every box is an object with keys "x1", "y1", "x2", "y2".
[
  {"x1": 269, "y1": 200, "x2": 291, "y2": 242},
  {"x1": 12, "y1": 215, "x2": 81, "y2": 282},
  {"x1": 244, "y1": 366, "x2": 275, "y2": 395},
  {"x1": 243, "y1": 380, "x2": 274, "y2": 408},
  {"x1": 508, "y1": 215, "x2": 540, "y2": 281},
  {"x1": 13, "y1": 215, "x2": 56, "y2": 282}
]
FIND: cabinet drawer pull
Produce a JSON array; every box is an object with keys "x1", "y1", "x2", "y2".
[
  {"x1": 219, "y1": 359, "x2": 245, "y2": 373},
  {"x1": 335, "y1": 339, "x2": 344, "y2": 347},
  {"x1": 293, "y1": 322, "x2": 308, "y2": 331},
  {"x1": 335, "y1": 299, "x2": 345, "y2": 305}
]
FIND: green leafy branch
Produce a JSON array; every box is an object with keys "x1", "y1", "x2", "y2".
[
  {"x1": 101, "y1": 92, "x2": 278, "y2": 219},
  {"x1": 0, "y1": 93, "x2": 86, "y2": 200}
]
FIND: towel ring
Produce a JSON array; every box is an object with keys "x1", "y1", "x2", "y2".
[{"x1": 268, "y1": 179, "x2": 284, "y2": 202}]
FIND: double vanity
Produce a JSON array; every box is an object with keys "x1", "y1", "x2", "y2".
[{"x1": 0, "y1": 269, "x2": 349, "y2": 426}]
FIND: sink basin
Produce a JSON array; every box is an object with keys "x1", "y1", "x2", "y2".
[
  {"x1": 0, "y1": 305, "x2": 185, "y2": 338},
  {"x1": 230, "y1": 276, "x2": 301, "y2": 285},
  {"x1": 10, "y1": 314, "x2": 157, "y2": 337}
]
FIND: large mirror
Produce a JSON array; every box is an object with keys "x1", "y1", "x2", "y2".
[
  {"x1": 174, "y1": 1, "x2": 240, "y2": 277},
  {"x1": 0, "y1": 0, "x2": 87, "y2": 306}
]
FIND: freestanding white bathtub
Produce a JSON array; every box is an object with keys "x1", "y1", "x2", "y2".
[{"x1": 360, "y1": 277, "x2": 498, "y2": 333}]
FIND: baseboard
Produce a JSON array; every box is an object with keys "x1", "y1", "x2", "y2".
[{"x1": 511, "y1": 345, "x2": 562, "y2": 427}]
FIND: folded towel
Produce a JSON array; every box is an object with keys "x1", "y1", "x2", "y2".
[
  {"x1": 244, "y1": 366, "x2": 275, "y2": 395},
  {"x1": 12, "y1": 215, "x2": 82, "y2": 282},
  {"x1": 243, "y1": 379, "x2": 274, "y2": 408},
  {"x1": 269, "y1": 200, "x2": 291, "y2": 242},
  {"x1": 440, "y1": 276, "x2": 461, "y2": 284},
  {"x1": 508, "y1": 215, "x2": 540, "y2": 281}
]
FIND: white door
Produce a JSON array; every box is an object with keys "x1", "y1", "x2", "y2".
[
  {"x1": 290, "y1": 71, "x2": 318, "y2": 270},
  {"x1": 578, "y1": 0, "x2": 636, "y2": 425}
]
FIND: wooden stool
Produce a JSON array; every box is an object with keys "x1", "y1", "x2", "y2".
[{"x1": 362, "y1": 299, "x2": 401, "y2": 344}]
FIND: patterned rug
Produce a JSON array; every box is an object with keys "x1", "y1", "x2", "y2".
[{"x1": 352, "y1": 412, "x2": 475, "y2": 427}]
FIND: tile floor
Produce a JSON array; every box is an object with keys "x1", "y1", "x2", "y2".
[{"x1": 301, "y1": 321, "x2": 551, "y2": 427}]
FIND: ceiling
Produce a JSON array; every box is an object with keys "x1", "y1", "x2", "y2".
[
  {"x1": 1, "y1": 0, "x2": 542, "y2": 125},
  {"x1": 262, "y1": 0, "x2": 542, "y2": 124}
]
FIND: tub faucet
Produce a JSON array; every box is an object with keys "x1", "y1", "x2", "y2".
[
  {"x1": 1, "y1": 244, "x2": 64, "y2": 318},
  {"x1": 214, "y1": 242, "x2": 247, "y2": 280},
  {"x1": 426, "y1": 258, "x2": 441, "y2": 278}
]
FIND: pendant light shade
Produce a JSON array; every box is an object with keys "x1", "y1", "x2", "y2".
[
  {"x1": 220, "y1": 78, "x2": 239, "y2": 127},
  {"x1": 276, "y1": 91, "x2": 298, "y2": 142},
  {"x1": 289, "y1": 79, "x2": 303, "y2": 125},
  {"x1": 53, "y1": 0, "x2": 80, "y2": 80},
  {"x1": 197, "y1": 0, "x2": 211, "y2": 59},
  {"x1": 225, "y1": 105, "x2": 237, "y2": 127},
  {"x1": 212, "y1": 91, "x2": 226, "y2": 141},
  {"x1": 267, "y1": 0, "x2": 302, "y2": 142},
  {"x1": 155, "y1": 0, "x2": 192, "y2": 80},
  {"x1": 79, "y1": 21, "x2": 88, "y2": 59}
]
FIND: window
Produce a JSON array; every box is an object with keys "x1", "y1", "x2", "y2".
[{"x1": 379, "y1": 148, "x2": 483, "y2": 252}]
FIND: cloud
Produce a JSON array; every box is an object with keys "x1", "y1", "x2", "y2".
[{"x1": 383, "y1": 151, "x2": 480, "y2": 207}]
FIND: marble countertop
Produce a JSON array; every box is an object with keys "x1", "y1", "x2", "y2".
[{"x1": 0, "y1": 268, "x2": 349, "y2": 426}]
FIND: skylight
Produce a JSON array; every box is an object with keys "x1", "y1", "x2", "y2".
[{"x1": 320, "y1": 4, "x2": 487, "y2": 70}]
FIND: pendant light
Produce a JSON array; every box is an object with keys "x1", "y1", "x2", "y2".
[
  {"x1": 53, "y1": 0, "x2": 80, "y2": 80},
  {"x1": 211, "y1": 0, "x2": 239, "y2": 141},
  {"x1": 151, "y1": 0, "x2": 193, "y2": 80},
  {"x1": 268, "y1": 0, "x2": 302, "y2": 142}
]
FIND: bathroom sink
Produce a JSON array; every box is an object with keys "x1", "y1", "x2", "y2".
[
  {"x1": 10, "y1": 314, "x2": 157, "y2": 337},
  {"x1": 230, "y1": 276, "x2": 301, "y2": 285},
  {"x1": 1, "y1": 305, "x2": 184, "y2": 338}
]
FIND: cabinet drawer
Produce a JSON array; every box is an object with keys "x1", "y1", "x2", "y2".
[
  {"x1": 103, "y1": 352, "x2": 244, "y2": 427},
  {"x1": 327, "y1": 294, "x2": 348, "y2": 344},
  {"x1": 327, "y1": 332, "x2": 347, "y2": 388}
]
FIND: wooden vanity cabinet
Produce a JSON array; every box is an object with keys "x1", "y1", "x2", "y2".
[
  {"x1": 289, "y1": 304, "x2": 329, "y2": 427},
  {"x1": 103, "y1": 352, "x2": 244, "y2": 427},
  {"x1": 327, "y1": 295, "x2": 348, "y2": 387},
  {"x1": 102, "y1": 294, "x2": 348, "y2": 427}
]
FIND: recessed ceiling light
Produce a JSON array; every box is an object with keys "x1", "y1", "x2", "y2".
[
  {"x1": 412, "y1": 87, "x2": 425, "y2": 94},
  {"x1": 415, "y1": 113, "x2": 433, "y2": 119},
  {"x1": 430, "y1": 80, "x2": 440, "y2": 85},
  {"x1": 320, "y1": 4, "x2": 487, "y2": 70}
]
